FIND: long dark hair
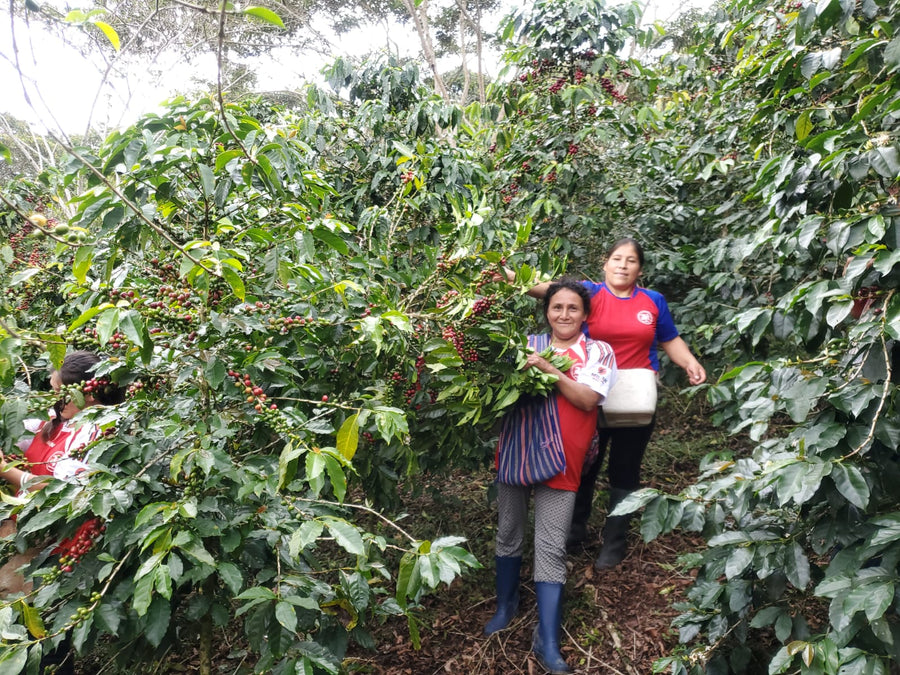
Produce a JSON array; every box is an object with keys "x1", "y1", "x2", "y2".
[
  {"x1": 41, "y1": 351, "x2": 122, "y2": 442},
  {"x1": 606, "y1": 237, "x2": 645, "y2": 268}
]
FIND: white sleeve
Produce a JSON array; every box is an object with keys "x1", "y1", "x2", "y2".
[
  {"x1": 575, "y1": 341, "x2": 618, "y2": 403},
  {"x1": 53, "y1": 421, "x2": 99, "y2": 480},
  {"x1": 52, "y1": 456, "x2": 90, "y2": 481},
  {"x1": 15, "y1": 418, "x2": 45, "y2": 452}
]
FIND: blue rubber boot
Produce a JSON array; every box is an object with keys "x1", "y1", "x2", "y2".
[
  {"x1": 484, "y1": 556, "x2": 521, "y2": 635},
  {"x1": 532, "y1": 582, "x2": 572, "y2": 674}
]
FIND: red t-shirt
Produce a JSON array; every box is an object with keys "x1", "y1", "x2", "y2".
[
  {"x1": 24, "y1": 420, "x2": 97, "y2": 480},
  {"x1": 582, "y1": 282, "x2": 679, "y2": 370},
  {"x1": 543, "y1": 335, "x2": 616, "y2": 491}
]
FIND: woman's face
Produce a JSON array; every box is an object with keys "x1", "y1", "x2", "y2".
[
  {"x1": 51, "y1": 371, "x2": 83, "y2": 420},
  {"x1": 603, "y1": 243, "x2": 643, "y2": 295},
  {"x1": 546, "y1": 288, "x2": 587, "y2": 342}
]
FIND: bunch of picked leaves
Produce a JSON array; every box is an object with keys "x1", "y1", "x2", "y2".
[
  {"x1": 517, "y1": 346, "x2": 575, "y2": 396},
  {"x1": 488, "y1": 345, "x2": 575, "y2": 415}
]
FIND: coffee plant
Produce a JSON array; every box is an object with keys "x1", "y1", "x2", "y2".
[{"x1": 0, "y1": 70, "x2": 551, "y2": 675}]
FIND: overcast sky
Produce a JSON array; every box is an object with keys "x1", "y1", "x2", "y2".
[{"x1": 0, "y1": 0, "x2": 716, "y2": 136}]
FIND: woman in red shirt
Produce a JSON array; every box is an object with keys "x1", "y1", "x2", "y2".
[
  {"x1": 0, "y1": 351, "x2": 122, "y2": 673},
  {"x1": 527, "y1": 238, "x2": 706, "y2": 570},
  {"x1": 1, "y1": 351, "x2": 122, "y2": 493},
  {"x1": 485, "y1": 280, "x2": 616, "y2": 674}
]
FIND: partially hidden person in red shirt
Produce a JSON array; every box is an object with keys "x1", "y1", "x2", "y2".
[
  {"x1": 526, "y1": 238, "x2": 706, "y2": 570},
  {"x1": 0, "y1": 351, "x2": 123, "y2": 674},
  {"x1": 0, "y1": 352, "x2": 122, "y2": 596},
  {"x1": 0, "y1": 351, "x2": 123, "y2": 494},
  {"x1": 484, "y1": 280, "x2": 616, "y2": 674}
]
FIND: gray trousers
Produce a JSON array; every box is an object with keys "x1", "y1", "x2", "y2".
[{"x1": 495, "y1": 483, "x2": 576, "y2": 584}]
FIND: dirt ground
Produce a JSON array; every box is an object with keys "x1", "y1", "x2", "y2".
[
  {"x1": 343, "y1": 399, "x2": 726, "y2": 674},
  {"x1": 344, "y1": 474, "x2": 700, "y2": 675}
]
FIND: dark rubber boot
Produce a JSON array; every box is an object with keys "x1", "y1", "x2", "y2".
[
  {"x1": 566, "y1": 455, "x2": 600, "y2": 549},
  {"x1": 484, "y1": 556, "x2": 522, "y2": 635},
  {"x1": 532, "y1": 582, "x2": 572, "y2": 674},
  {"x1": 594, "y1": 488, "x2": 633, "y2": 570}
]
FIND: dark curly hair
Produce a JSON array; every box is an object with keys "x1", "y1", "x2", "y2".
[{"x1": 543, "y1": 278, "x2": 591, "y2": 321}]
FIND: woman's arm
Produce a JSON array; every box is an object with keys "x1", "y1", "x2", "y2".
[
  {"x1": 502, "y1": 268, "x2": 551, "y2": 298},
  {"x1": 660, "y1": 337, "x2": 706, "y2": 385},
  {"x1": 523, "y1": 353, "x2": 601, "y2": 411},
  {"x1": 0, "y1": 453, "x2": 37, "y2": 492}
]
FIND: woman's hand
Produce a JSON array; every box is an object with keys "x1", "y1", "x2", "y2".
[
  {"x1": 661, "y1": 337, "x2": 707, "y2": 386},
  {"x1": 523, "y1": 352, "x2": 558, "y2": 376},
  {"x1": 525, "y1": 352, "x2": 601, "y2": 411},
  {"x1": 685, "y1": 361, "x2": 707, "y2": 385}
]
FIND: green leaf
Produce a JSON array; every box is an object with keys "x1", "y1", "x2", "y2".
[
  {"x1": 275, "y1": 601, "x2": 297, "y2": 633},
  {"x1": 640, "y1": 495, "x2": 669, "y2": 541},
  {"x1": 236, "y1": 587, "x2": 277, "y2": 602},
  {"x1": 221, "y1": 265, "x2": 245, "y2": 301},
  {"x1": 725, "y1": 547, "x2": 753, "y2": 579},
  {"x1": 144, "y1": 596, "x2": 171, "y2": 647},
  {"x1": 868, "y1": 146, "x2": 900, "y2": 178},
  {"x1": 341, "y1": 571, "x2": 371, "y2": 612},
  {"x1": 92, "y1": 20, "x2": 120, "y2": 51},
  {"x1": 322, "y1": 517, "x2": 364, "y2": 555},
  {"x1": 17, "y1": 600, "x2": 45, "y2": 638},
  {"x1": 204, "y1": 357, "x2": 226, "y2": 389},
  {"x1": 831, "y1": 463, "x2": 869, "y2": 509},
  {"x1": 306, "y1": 451, "x2": 325, "y2": 495},
  {"x1": 73, "y1": 245, "x2": 93, "y2": 284},
  {"x1": 289, "y1": 520, "x2": 324, "y2": 557},
  {"x1": 217, "y1": 561, "x2": 243, "y2": 595},
  {"x1": 864, "y1": 582, "x2": 894, "y2": 621},
  {"x1": 243, "y1": 6, "x2": 285, "y2": 29},
  {"x1": 118, "y1": 310, "x2": 144, "y2": 347},
  {"x1": 884, "y1": 35, "x2": 900, "y2": 73},
  {"x1": 796, "y1": 110, "x2": 813, "y2": 141},
  {"x1": 95, "y1": 307, "x2": 120, "y2": 346},
  {"x1": 323, "y1": 453, "x2": 347, "y2": 502},
  {"x1": 336, "y1": 414, "x2": 359, "y2": 461},
  {"x1": 869, "y1": 513, "x2": 900, "y2": 546},
  {"x1": 0, "y1": 645, "x2": 27, "y2": 674},
  {"x1": 311, "y1": 227, "x2": 349, "y2": 255},
  {"x1": 783, "y1": 542, "x2": 810, "y2": 589},
  {"x1": 215, "y1": 149, "x2": 244, "y2": 171},
  {"x1": 392, "y1": 140, "x2": 417, "y2": 160},
  {"x1": 198, "y1": 164, "x2": 215, "y2": 199},
  {"x1": 395, "y1": 551, "x2": 417, "y2": 610},
  {"x1": 68, "y1": 303, "x2": 114, "y2": 331},
  {"x1": 132, "y1": 571, "x2": 155, "y2": 616}
]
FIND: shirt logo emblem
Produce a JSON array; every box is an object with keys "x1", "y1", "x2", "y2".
[{"x1": 636, "y1": 310, "x2": 654, "y2": 326}]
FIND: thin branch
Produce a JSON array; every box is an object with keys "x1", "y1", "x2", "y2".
[
  {"x1": 289, "y1": 495, "x2": 418, "y2": 544},
  {"x1": 841, "y1": 289, "x2": 896, "y2": 461},
  {"x1": 214, "y1": 0, "x2": 258, "y2": 168}
]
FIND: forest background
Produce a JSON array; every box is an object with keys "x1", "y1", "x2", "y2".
[{"x1": 0, "y1": 0, "x2": 899, "y2": 674}]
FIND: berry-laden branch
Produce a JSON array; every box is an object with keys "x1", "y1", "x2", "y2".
[{"x1": 40, "y1": 141, "x2": 222, "y2": 278}]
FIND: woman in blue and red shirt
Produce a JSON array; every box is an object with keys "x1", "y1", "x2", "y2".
[{"x1": 529, "y1": 238, "x2": 706, "y2": 570}]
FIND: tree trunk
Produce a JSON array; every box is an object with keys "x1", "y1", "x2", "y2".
[
  {"x1": 455, "y1": 0, "x2": 485, "y2": 104},
  {"x1": 400, "y1": 0, "x2": 449, "y2": 101},
  {"x1": 199, "y1": 611, "x2": 212, "y2": 675},
  {"x1": 458, "y1": 13, "x2": 470, "y2": 103}
]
